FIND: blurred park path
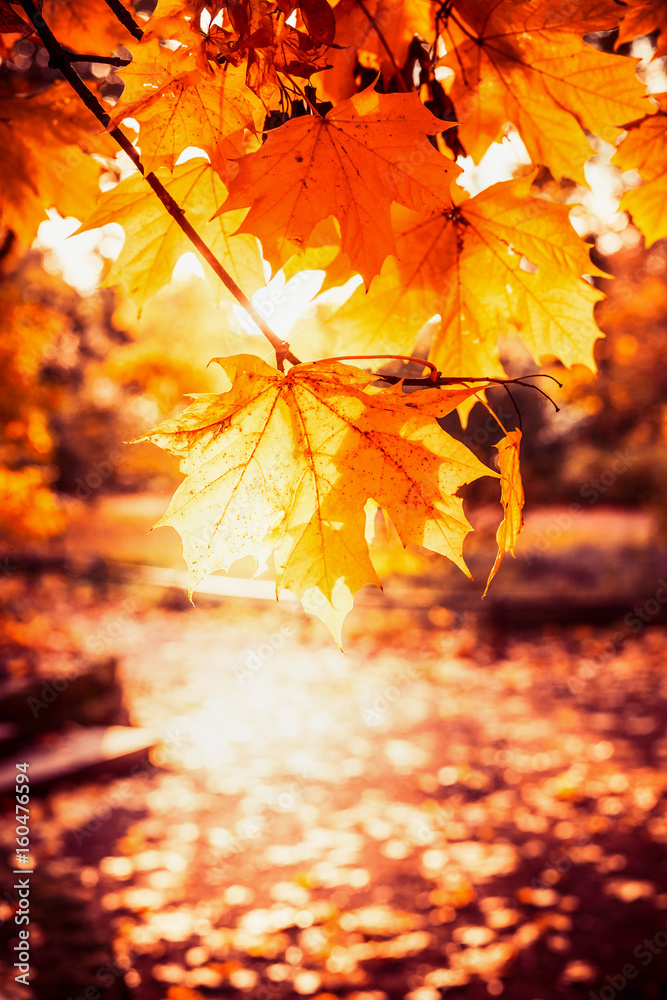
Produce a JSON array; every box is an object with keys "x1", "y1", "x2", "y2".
[{"x1": 1, "y1": 565, "x2": 667, "y2": 999}]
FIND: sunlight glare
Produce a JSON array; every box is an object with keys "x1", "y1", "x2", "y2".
[
  {"x1": 233, "y1": 269, "x2": 327, "y2": 339},
  {"x1": 456, "y1": 129, "x2": 531, "y2": 196},
  {"x1": 35, "y1": 211, "x2": 109, "y2": 293}
]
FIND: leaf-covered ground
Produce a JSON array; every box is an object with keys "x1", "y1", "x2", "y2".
[{"x1": 1, "y1": 568, "x2": 667, "y2": 1000}]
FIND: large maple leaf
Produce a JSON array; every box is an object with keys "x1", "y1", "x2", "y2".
[
  {"x1": 220, "y1": 88, "x2": 460, "y2": 285},
  {"x1": 109, "y1": 39, "x2": 264, "y2": 173},
  {"x1": 613, "y1": 98, "x2": 667, "y2": 247},
  {"x1": 324, "y1": 175, "x2": 604, "y2": 377},
  {"x1": 78, "y1": 158, "x2": 266, "y2": 312},
  {"x1": 139, "y1": 355, "x2": 493, "y2": 643},
  {"x1": 440, "y1": 0, "x2": 651, "y2": 183}
]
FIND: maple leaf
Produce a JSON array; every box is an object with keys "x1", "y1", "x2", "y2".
[
  {"x1": 301, "y1": 0, "x2": 336, "y2": 46},
  {"x1": 143, "y1": 0, "x2": 204, "y2": 43},
  {"x1": 0, "y1": 1, "x2": 28, "y2": 33},
  {"x1": 321, "y1": 0, "x2": 437, "y2": 100},
  {"x1": 78, "y1": 158, "x2": 266, "y2": 312},
  {"x1": 613, "y1": 98, "x2": 667, "y2": 247},
  {"x1": 281, "y1": 217, "x2": 355, "y2": 293},
  {"x1": 47, "y1": 0, "x2": 131, "y2": 53},
  {"x1": 323, "y1": 175, "x2": 604, "y2": 377},
  {"x1": 440, "y1": 0, "x2": 651, "y2": 183},
  {"x1": 139, "y1": 355, "x2": 493, "y2": 643},
  {"x1": 483, "y1": 429, "x2": 524, "y2": 597},
  {"x1": 221, "y1": 88, "x2": 460, "y2": 284},
  {"x1": 617, "y1": 0, "x2": 667, "y2": 59},
  {"x1": 109, "y1": 39, "x2": 265, "y2": 173},
  {"x1": 0, "y1": 85, "x2": 111, "y2": 244}
]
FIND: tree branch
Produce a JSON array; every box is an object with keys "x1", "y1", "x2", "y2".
[
  {"x1": 101, "y1": 0, "x2": 144, "y2": 41},
  {"x1": 62, "y1": 49, "x2": 132, "y2": 66},
  {"x1": 18, "y1": 0, "x2": 301, "y2": 371}
]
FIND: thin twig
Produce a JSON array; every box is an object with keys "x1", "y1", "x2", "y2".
[
  {"x1": 501, "y1": 384, "x2": 522, "y2": 431},
  {"x1": 101, "y1": 0, "x2": 144, "y2": 40},
  {"x1": 474, "y1": 391, "x2": 509, "y2": 436},
  {"x1": 375, "y1": 373, "x2": 561, "y2": 414},
  {"x1": 515, "y1": 381, "x2": 560, "y2": 412},
  {"x1": 322, "y1": 353, "x2": 440, "y2": 382},
  {"x1": 18, "y1": 0, "x2": 300, "y2": 371}
]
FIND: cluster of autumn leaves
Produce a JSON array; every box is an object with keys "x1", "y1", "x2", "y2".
[{"x1": 1, "y1": 0, "x2": 666, "y2": 640}]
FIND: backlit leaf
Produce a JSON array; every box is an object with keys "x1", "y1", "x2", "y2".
[
  {"x1": 110, "y1": 39, "x2": 264, "y2": 173},
  {"x1": 78, "y1": 158, "x2": 265, "y2": 312},
  {"x1": 483, "y1": 429, "x2": 524, "y2": 597},
  {"x1": 221, "y1": 87, "x2": 460, "y2": 285},
  {"x1": 324, "y1": 176, "x2": 604, "y2": 375},
  {"x1": 617, "y1": 0, "x2": 667, "y2": 58},
  {"x1": 613, "y1": 99, "x2": 667, "y2": 247},
  {"x1": 139, "y1": 355, "x2": 493, "y2": 643},
  {"x1": 440, "y1": 0, "x2": 651, "y2": 183}
]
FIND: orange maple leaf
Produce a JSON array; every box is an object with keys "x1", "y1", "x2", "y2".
[
  {"x1": 321, "y1": 0, "x2": 437, "y2": 100},
  {"x1": 324, "y1": 175, "x2": 604, "y2": 377},
  {"x1": 221, "y1": 87, "x2": 460, "y2": 285},
  {"x1": 617, "y1": 0, "x2": 667, "y2": 59},
  {"x1": 110, "y1": 39, "x2": 264, "y2": 173},
  {"x1": 48, "y1": 0, "x2": 131, "y2": 53},
  {"x1": 440, "y1": 0, "x2": 651, "y2": 183},
  {"x1": 0, "y1": 85, "x2": 111, "y2": 244},
  {"x1": 613, "y1": 98, "x2": 667, "y2": 247},
  {"x1": 483, "y1": 428, "x2": 524, "y2": 597}
]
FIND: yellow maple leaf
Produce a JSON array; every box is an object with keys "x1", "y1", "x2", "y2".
[
  {"x1": 613, "y1": 99, "x2": 667, "y2": 247},
  {"x1": 483, "y1": 429, "x2": 524, "y2": 597},
  {"x1": 0, "y1": 84, "x2": 110, "y2": 244},
  {"x1": 78, "y1": 158, "x2": 266, "y2": 312},
  {"x1": 221, "y1": 87, "x2": 460, "y2": 285},
  {"x1": 110, "y1": 39, "x2": 264, "y2": 173},
  {"x1": 440, "y1": 0, "x2": 651, "y2": 183},
  {"x1": 139, "y1": 355, "x2": 493, "y2": 643},
  {"x1": 323, "y1": 175, "x2": 604, "y2": 375},
  {"x1": 142, "y1": 0, "x2": 202, "y2": 44}
]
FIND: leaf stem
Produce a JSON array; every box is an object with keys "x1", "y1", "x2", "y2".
[
  {"x1": 473, "y1": 392, "x2": 509, "y2": 435},
  {"x1": 321, "y1": 353, "x2": 439, "y2": 382},
  {"x1": 447, "y1": 9, "x2": 478, "y2": 45},
  {"x1": 18, "y1": 0, "x2": 301, "y2": 371}
]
